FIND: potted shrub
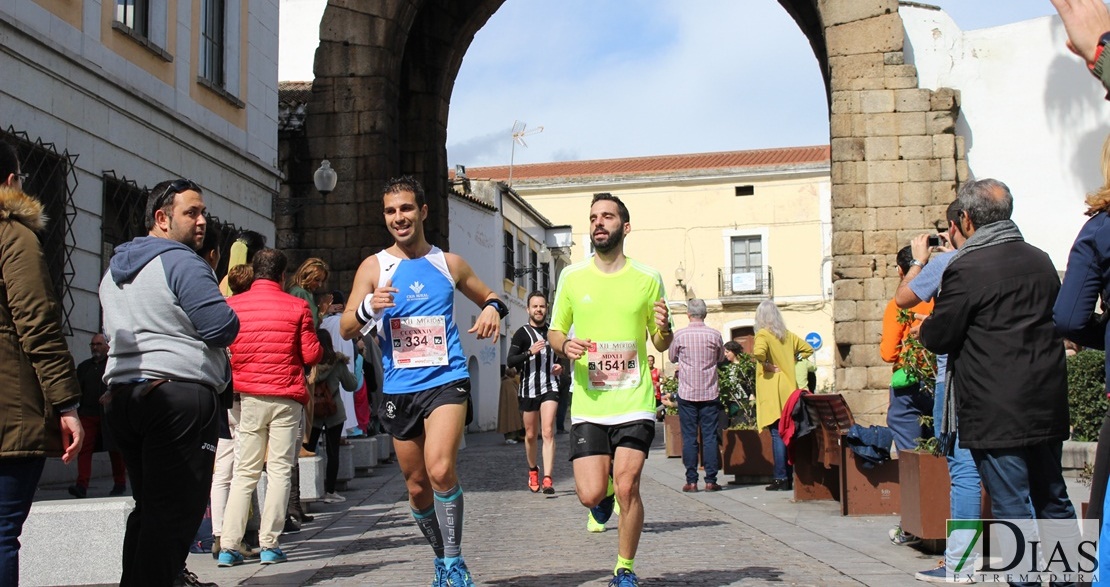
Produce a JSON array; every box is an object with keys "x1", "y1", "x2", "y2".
[
  {"x1": 718, "y1": 352, "x2": 774, "y2": 480},
  {"x1": 660, "y1": 376, "x2": 682, "y2": 458}
]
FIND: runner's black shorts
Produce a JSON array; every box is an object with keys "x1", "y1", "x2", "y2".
[
  {"x1": 376, "y1": 378, "x2": 472, "y2": 441},
  {"x1": 569, "y1": 419, "x2": 655, "y2": 460},
  {"x1": 518, "y1": 390, "x2": 559, "y2": 412}
]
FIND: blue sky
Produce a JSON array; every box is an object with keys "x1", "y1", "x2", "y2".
[{"x1": 445, "y1": 1, "x2": 1060, "y2": 169}]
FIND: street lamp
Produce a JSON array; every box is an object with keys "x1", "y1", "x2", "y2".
[{"x1": 276, "y1": 159, "x2": 338, "y2": 214}]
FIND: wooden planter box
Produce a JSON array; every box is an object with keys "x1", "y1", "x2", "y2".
[
  {"x1": 664, "y1": 414, "x2": 682, "y2": 458},
  {"x1": 720, "y1": 428, "x2": 774, "y2": 481}
]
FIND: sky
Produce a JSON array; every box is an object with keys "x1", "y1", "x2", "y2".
[{"x1": 444, "y1": 0, "x2": 1061, "y2": 169}]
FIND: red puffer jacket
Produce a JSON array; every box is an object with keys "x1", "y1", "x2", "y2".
[{"x1": 228, "y1": 279, "x2": 323, "y2": 403}]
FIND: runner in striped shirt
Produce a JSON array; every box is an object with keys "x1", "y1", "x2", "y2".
[{"x1": 506, "y1": 291, "x2": 563, "y2": 494}]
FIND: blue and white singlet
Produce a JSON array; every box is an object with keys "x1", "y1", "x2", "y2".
[{"x1": 376, "y1": 247, "x2": 468, "y2": 394}]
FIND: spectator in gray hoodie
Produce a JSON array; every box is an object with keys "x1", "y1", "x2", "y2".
[{"x1": 100, "y1": 178, "x2": 239, "y2": 587}]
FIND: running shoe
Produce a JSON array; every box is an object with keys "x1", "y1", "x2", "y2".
[
  {"x1": 914, "y1": 562, "x2": 975, "y2": 583},
  {"x1": 541, "y1": 476, "x2": 554, "y2": 495},
  {"x1": 432, "y1": 558, "x2": 447, "y2": 587},
  {"x1": 528, "y1": 468, "x2": 540, "y2": 492},
  {"x1": 587, "y1": 510, "x2": 607, "y2": 533},
  {"x1": 323, "y1": 492, "x2": 346, "y2": 503},
  {"x1": 608, "y1": 568, "x2": 640, "y2": 587},
  {"x1": 445, "y1": 558, "x2": 476, "y2": 587},
  {"x1": 889, "y1": 525, "x2": 922, "y2": 546},
  {"x1": 217, "y1": 549, "x2": 245, "y2": 567},
  {"x1": 260, "y1": 547, "x2": 287, "y2": 565}
]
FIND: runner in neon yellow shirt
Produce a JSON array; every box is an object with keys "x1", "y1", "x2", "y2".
[{"x1": 548, "y1": 193, "x2": 672, "y2": 587}]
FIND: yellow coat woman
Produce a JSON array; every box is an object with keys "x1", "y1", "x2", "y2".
[
  {"x1": 752, "y1": 329, "x2": 814, "y2": 430},
  {"x1": 750, "y1": 300, "x2": 814, "y2": 490}
]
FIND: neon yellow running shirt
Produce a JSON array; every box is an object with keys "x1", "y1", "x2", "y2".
[{"x1": 550, "y1": 257, "x2": 670, "y2": 425}]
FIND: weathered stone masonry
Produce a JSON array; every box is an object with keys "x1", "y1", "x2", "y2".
[{"x1": 282, "y1": 0, "x2": 965, "y2": 424}]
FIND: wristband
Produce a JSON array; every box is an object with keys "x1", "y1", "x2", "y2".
[
  {"x1": 561, "y1": 339, "x2": 570, "y2": 356},
  {"x1": 1092, "y1": 32, "x2": 1110, "y2": 78},
  {"x1": 355, "y1": 293, "x2": 382, "y2": 329},
  {"x1": 483, "y1": 298, "x2": 509, "y2": 319}
]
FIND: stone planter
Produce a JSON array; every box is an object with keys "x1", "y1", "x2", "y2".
[
  {"x1": 664, "y1": 414, "x2": 682, "y2": 458},
  {"x1": 720, "y1": 428, "x2": 774, "y2": 481}
]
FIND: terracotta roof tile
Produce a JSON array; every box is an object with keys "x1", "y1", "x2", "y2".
[
  {"x1": 459, "y1": 145, "x2": 830, "y2": 183},
  {"x1": 279, "y1": 81, "x2": 313, "y2": 105}
]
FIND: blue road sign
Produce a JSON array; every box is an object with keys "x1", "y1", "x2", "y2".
[{"x1": 805, "y1": 332, "x2": 822, "y2": 350}]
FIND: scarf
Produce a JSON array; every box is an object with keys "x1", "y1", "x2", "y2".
[{"x1": 940, "y1": 219, "x2": 1024, "y2": 454}]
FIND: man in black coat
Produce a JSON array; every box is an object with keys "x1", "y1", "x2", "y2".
[{"x1": 919, "y1": 179, "x2": 1079, "y2": 583}]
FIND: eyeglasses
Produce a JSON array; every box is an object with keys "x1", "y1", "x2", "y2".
[
  {"x1": 150, "y1": 178, "x2": 201, "y2": 220},
  {"x1": 13, "y1": 172, "x2": 28, "y2": 183}
]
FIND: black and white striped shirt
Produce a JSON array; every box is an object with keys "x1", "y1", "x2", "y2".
[{"x1": 506, "y1": 324, "x2": 558, "y2": 399}]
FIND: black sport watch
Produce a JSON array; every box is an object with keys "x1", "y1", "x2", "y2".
[{"x1": 483, "y1": 298, "x2": 509, "y2": 319}]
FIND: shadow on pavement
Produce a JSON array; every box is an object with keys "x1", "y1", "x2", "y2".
[
  {"x1": 643, "y1": 519, "x2": 727, "y2": 534},
  {"x1": 483, "y1": 566, "x2": 785, "y2": 586}
]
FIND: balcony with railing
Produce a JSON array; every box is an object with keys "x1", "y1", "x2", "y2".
[{"x1": 718, "y1": 266, "x2": 773, "y2": 302}]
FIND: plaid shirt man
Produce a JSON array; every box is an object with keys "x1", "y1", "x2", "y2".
[{"x1": 668, "y1": 318, "x2": 724, "y2": 402}]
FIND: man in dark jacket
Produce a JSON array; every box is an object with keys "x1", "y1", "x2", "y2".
[
  {"x1": 919, "y1": 179, "x2": 1078, "y2": 582},
  {"x1": 0, "y1": 142, "x2": 83, "y2": 586}
]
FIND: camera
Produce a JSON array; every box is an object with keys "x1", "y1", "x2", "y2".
[{"x1": 927, "y1": 234, "x2": 942, "y2": 247}]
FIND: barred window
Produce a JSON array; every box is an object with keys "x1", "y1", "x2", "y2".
[{"x1": 3, "y1": 128, "x2": 77, "y2": 334}]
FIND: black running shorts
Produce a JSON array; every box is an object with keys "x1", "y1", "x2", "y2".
[
  {"x1": 568, "y1": 419, "x2": 655, "y2": 461},
  {"x1": 377, "y1": 378, "x2": 472, "y2": 441},
  {"x1": 518, "y1": 390, "x2": 559, "y2": 412}
]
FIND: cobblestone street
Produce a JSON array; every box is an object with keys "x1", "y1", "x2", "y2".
[{"x1": 181, "y1": 425, "x2": 959, "y2": 586}]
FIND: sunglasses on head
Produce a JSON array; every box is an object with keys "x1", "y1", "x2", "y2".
[{"x1": 150, "y1": 179, "x2": 200, "y2": 220}]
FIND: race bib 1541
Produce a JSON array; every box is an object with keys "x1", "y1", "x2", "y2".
[{"x1": 586, "y1": 340, "x2": 640, "y2": 391}]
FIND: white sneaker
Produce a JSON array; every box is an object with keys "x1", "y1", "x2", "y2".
[{"x1": 323, "y1": 492, "x2": 346, "y2": 503}]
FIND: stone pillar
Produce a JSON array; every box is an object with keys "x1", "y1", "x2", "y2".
[{"x1": 823, "y1": 2, "x2": 965, "y2": 425}]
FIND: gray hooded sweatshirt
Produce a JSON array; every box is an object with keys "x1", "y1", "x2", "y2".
[{"x1": 99, "y1": 236, "x2": 239, "y2": 388}]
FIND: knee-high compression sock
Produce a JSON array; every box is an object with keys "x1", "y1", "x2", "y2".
[
  {"x1": 434, "y1": 485, "x2": 464, "y2": 566},
  {"x1": 411, "y1": 505, "x2": 444, "y2": 559}
]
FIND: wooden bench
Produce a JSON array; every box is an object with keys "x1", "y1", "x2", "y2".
[{"x1": 791, "y1": 394, "x2": 901, "y2": 515}]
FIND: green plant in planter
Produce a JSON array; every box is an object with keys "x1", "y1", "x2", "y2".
[
  {"x1": 719, "y1": 352, "x2": 757, "y2": 429},
  {"x1": 895, "y1": 308, "x2": 937, "y2": 396},
  {"x1": 660, "y1": 375, "x2": 678, "y2": 416},
  {"x1": 1067, "y1": 349, "x2": 1108, "y2": 442},
  {"x1": 913, "y1": 415, "x2": 941, "y2": 456}
]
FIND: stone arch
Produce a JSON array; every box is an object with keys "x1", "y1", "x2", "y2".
[{"x1": 283, "y1": 0, "x2": 963, "y2": 423}]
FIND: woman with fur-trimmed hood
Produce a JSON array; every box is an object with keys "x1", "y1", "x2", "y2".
[{"x1": 0, "y1": 141, "x2": 83, "y2": 580}]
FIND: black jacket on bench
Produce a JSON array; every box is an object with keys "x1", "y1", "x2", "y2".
[{"x1": 918, "y1": 240, "x2": 1068, "y2": 450}]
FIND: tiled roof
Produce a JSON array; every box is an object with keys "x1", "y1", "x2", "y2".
[
  {"x1": 278, "y1": 81, "x2": 313, "y2": 133},
  {"x1": 279, "y1": 81, "x2": 313, "y2": 105},
  {"x1": 459, "y1": 145, "x2": 830, "y2": 183}
]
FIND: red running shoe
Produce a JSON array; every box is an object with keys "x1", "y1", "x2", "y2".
[{"x1": 528, "y1": 468, "x2": 540, "y2": 492}]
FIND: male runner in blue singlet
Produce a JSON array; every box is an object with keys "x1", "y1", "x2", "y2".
[{"x1": 341, "y1": 176, "x2": 506, "y2": 587}]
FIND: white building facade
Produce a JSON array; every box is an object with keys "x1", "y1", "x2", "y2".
[
  {"x1": 0, "y1": 1, "x2": 281, "y2": 360},
  {"x1": 448, "y1": 178, "x2": 571, "y2": 432}
]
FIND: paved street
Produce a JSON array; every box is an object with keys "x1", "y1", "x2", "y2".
[{"x1": 168, "y1": 425, "x2": 974, "y2": 587}]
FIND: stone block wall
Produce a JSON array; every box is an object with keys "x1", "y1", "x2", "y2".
[
  {"x1": 285, "y1": 0, "x2": 966, "y2": 425},
  {"x1": 823, "y1": 1, "x2": 965, "y2": 424}
]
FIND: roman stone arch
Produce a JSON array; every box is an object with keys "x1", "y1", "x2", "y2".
[{"x1": 281, "y1": 0, "x2": 964, "y2": 423}]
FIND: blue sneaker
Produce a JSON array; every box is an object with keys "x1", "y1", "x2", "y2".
[
  {"x1": 590, "y1": 494, "x2": 615, "y2": 525},
  {"x1": 431, "y1": 558, "x2": 447, "y2": 587},
  {"x1": 608, "y1": 568, "x2": 640, "y2": 587},
  {"x1": 444, "y1": 558, "x2": 475, "y2": 587},
  {"x1": 217, "y1": 549, "x2": 244, "y2": 567},
  {"x1": 260, "y1": 547, "x2": 287, "y2": 565}
]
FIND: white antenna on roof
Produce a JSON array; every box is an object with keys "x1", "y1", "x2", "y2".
[{"x1": 508, "y1": 120, "x2": 544, "y2": 186}]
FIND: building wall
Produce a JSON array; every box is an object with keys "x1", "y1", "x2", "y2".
[
  {"x1": 448, "y1": 192, "x2": 503, "y2": 431},
  {"x1": 514, "y1": 170, "x2": 836, "y2": 386},
  {"x1": 1, "y1": 2, "x2": 281, "y2": 362},
  {"x1": 903, "y1": 6, "x2": 1103, "y2": 268}
]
